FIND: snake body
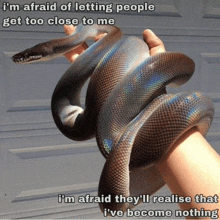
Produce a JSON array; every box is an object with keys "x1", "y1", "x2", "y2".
[{"x1": 12, "y1": 24, "x2": 214, "y2": 212}]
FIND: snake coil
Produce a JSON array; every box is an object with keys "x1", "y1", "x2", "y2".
[{"x1": 12, "y1": 24, "x2": 214, "y2": 212}]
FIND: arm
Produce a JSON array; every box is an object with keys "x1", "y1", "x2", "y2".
[
  {"x1": 143, "y1": 29, "x2": 220, "y2": 211},
  {"x1": 158, "y1": 128, "x2": 220, "y2": 211}
]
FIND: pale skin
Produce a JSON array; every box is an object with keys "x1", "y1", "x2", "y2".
[{"x1": 63, "y1": 25, "x2": 220, "y2": 215}]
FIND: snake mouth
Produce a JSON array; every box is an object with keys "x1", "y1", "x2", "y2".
[
  {"x1": 12, "y1": 52, "x2": 43, "y2": 64},
  {"x1": 12, "y1": 45, "x2": 47, "y2": 64},
  {"x1": 12, "y1": 42, "x2": 52, "y2": 64}
]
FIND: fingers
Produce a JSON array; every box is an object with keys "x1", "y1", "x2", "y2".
[
  {"x1": 63, "y1": 24, "x2": 76, "y2": 36},
  {"x1": 143, "y1": 29, "x2": 166, "y2": 56},
  {"x1": 63, "y1": 25, "x2": 88, "y2": 62},
  {"x1": 94, "y1": 33, "x2": 107, "y2": 41},
  {"x1": 63, "y1": 25, "x2": 107, "y2": 62}
]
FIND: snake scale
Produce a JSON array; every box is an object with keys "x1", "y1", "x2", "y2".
[{"x1": 12, "y1": 24, "x2": 214, "y2": 212}]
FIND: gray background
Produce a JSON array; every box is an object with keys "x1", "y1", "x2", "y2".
[{"x1": 0, "y1": 0, "x2": 219, "y2": 219}]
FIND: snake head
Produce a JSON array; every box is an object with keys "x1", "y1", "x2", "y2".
[{"x1": 12, "y1": 42, "x2": 54, "y2": 64}]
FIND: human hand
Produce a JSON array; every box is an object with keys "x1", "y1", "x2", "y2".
[
  {"x1": 63, "y1": 25, "x2": 106, "y2": 62},
  {"x1": 63, "y1": 25, "x2": 166, "y2": 62},
  {"x1": 142, "y1": 29, "x2": 166, "y2": 55}
]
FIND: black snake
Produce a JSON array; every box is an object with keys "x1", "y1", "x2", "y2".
[{"x1": 12, "y1": 24, "x2": 214, "y2": 212}]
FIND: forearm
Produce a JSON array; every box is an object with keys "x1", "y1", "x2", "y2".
[{"x1": 158, "y1": 127, "x2": 220, "y2": 211}]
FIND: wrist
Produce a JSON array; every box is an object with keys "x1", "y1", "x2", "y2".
[{"x1": 158, "y1": 128, "x2": 220, "y2": 210}]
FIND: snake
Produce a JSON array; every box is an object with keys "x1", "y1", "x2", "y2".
[{"x1": 12, "y1": 24, "x2": 214, "y2": 212}]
